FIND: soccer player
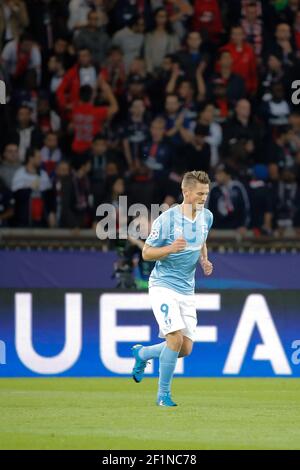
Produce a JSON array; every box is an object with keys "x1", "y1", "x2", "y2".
[{"x1": 131, "y1": 170, "x2": 214, "y2": 407}]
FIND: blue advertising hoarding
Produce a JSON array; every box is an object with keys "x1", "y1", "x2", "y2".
[{"x1": 0, "y1": 289, "x2": 299, "y2": 378}]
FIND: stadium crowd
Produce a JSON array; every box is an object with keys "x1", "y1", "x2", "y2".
[{"x1": 1, "y1": 0, "x2": 300, "y2": 236}]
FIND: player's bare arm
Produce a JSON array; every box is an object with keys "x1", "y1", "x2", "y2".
[
  {"x1": 200, "y1": 242, "x2": 213, "y2": 276},
  {"x1": 142, "y1": 237, "x2": 187, "y2": 261}
]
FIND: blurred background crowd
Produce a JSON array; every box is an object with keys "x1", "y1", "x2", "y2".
[{"x1": 1, "y1": 0, "x2": 300, "y2": 237}]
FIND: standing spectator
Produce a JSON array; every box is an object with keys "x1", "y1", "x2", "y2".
[
  {"x1": 1, "y1": 32, "x2": 42, "y2": 87},
  {"x1": 99, "y1": 46, "x2": 127, "y2": 98},
  {"x1": 241, "y1": 1, "x2": 264, "y2": 61},
  {"x1": 112, "y1": 16, "x2": 145, "y2": 73},
  {"x1": 111, "y1": 0, "x2": 151, "y2": 31},
  {"x1": 210, "y1": 51, "x2": 246, "y2": 104},
  {"x1": 89, "y1": 133, "x2": 122, "y2": 207},
  {"x1": 248, "y1": 165, "x2": 273, "y2": 235},
  {"x1": 143, "y1": 117, "x2": 172, "y2": 179},
  {"x1": 208, "y1": 164, "x2": 251, "y2": 231},
  {"x1": 198, "y1": 102, "x2": 222, "y2": 169},
  {"x1": 165, "y1": 0, "x2": 193, "y2": 40},
  {"x1": 272, "y1": 168, "x2": 300, "y2": 235},
  {"x1": 184, "y1": 123, "x2": 211, "y2": 172},
  {"x1": 177, "y1": 31, "x2": 210, "y2": 81},
  {"x1": 0, "y1": 143, "x2": 21, "y2": 189},
  {"x1": 70, "y1": 81, "x2": 118, "y2": 155},
  {"x1": 56, "y1": 47, "x2": 98, "y2": 120},
  {"x1": 0, "y1": 0, "x2": 29, "y2": 50},
  {"x1": 192, "y1": 0, "x2": 223, "y2": 44},
  {"x1": 268, "y1": 126, "x2": 295, "y2": 182},
  {"x1": 222, "y1": 99, "x2": 263, "y2": 170},
  {"x1": 8, "y1": 105, "x2": 43, "y2": 162},
  {"x1": 121, "y1": 98, "x2": 149, "y2": 171},
  {"x1": 40, "y1": 132, "x2": 62, "y2": 179},
  {"x1": 65, "y1": 157, "x2": 93, "y2": 228},
  {"x1": 144, "y1": 7, "x2": 180, "y2": 74},
  {"x1": 220, "y1": 25, "x2": 257, "y2": 95},
  {"x1": 12, "y1": 147, "x2": 56, "y2": 227},
  {"x1": 25, "y1": 0, "x2": 68, "y2": 53},
  {"x1": 163, "y1": 93, "x2": 194, "y2": 147},
  {"x1": 73, "y1": 10, "x2": 111, "y2": 67}
]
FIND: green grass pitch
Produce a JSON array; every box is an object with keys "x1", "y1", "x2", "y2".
[{"x1": 0, "y1": 377, "x2": 300, "y2": 450}]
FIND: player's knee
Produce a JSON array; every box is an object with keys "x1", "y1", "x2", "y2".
[{"x1": 167, "y1": 331, "x2": 184, "y2": 351}]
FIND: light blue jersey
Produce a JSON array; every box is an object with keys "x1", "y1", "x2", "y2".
[{"x1": 145, "y1": 205, "x2": 213, "y2": 295}]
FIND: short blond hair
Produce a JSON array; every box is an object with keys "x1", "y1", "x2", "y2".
[{"x1": 181, "y1": 170, "x2": 210, "y2": 189}]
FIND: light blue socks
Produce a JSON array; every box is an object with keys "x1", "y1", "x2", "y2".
[
  {"x1": 138, "y1": 342, "x2": 166, "y2": 361},
  {"x1": 158, "y1": 345, "x2": 179, "y2": 396}
]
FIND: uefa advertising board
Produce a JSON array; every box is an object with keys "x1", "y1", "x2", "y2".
[{"x1": 0, "y1": 289, "x2": 299, "y2": 378}]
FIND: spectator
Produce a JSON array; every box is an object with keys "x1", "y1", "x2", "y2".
[
  {"x1": 89, "y1": 134, "x2": 122, "y2": 207},
  {"x1": 99, "y1": 46, "x2": 126, "y2": 98},
  {"x1": 260, "y1": 54, "x2": 288, "y2": 101},
  {"x1": 163, "y1": 93, "x2": 194, "y2": 147},
  {"x1": 0, "y1": 176, "x2": 14, "y2": 227},
  {"x1": 184, "y1": 123, "x2": 211, "y2": 173},
  {"x1": 1, "y1": 31, "x2": 42, "y2": 87},
  {"x1": 48, "y1": 55, "x2": 65, "y2": 94},
  {"x1": 111, "y1": 0, "x2": 151, "y2": 31},
  {"x1": 272, "y1": 168, "x2": 300, "y2": 235},
  {"x1": 165, "y1": 0, "x2": 193, "y2": 40},
  {"x1": 248, "y1": 164, "x2": 273, "y2": 235},
  {"x1": 220, "y1": 25, "x2": 258, "y2": 95},
  {"x1": 12, "y1": 147, "x2": 56, "y2": 227},
  {"x1": 56, "y1": 47, "x2": 97, "y2": 120},
  {"x1": 26, "y1": 0, "x2": 68, "y2": 53},
  {"x1": 241, "y1": 1, "x2": 264, "y2": 61},
  {"x1": 49, "y1": 36, "x2": 76, "y2": 71},
  {"x1": 268, "y1": 126, "x2": 296, "y2": 182},
  {"x1": 63, "y1": 157, "x2": 93, "y2": 228},
  {"x1": 177, "y1": 31, "x2": 210, "y2": 82},
  {"x1": 112, "y1": 16, "x2": 145, "y2": 73},
  {"x1": 8, "y1": 105, "x2": 43, "y2": 162},
  {"x1": 121, "y1": 98, "x2": 149, "y2": 171},
  {"x1": 67, "y1": 0, "x2": 92, "y2": 31},
  {"x1": 40, "y1": 132, "x2": 62, "y2": 179},
  {"x1": 54, "y1": 159, "x2": 72, "y2": 228},
  {"x1": 0, "y1": 143, "x2": 21, "y2": 189},
  {"x1": 70, "y1": 81, "x2": 118, "y2": 155},
  {"x1": 143, "y1": 117, "x2": 172, "y2": 179},
  {"x1": 222, "y1": 99, "x2": 263, "y2": 170},
  {"x1": 198, "y1": 102, "x2": 222, "y2": 168},
  {"x1": 267, "y1": 23, "x2": 295, "y2": 69},
  {"x1": 293, "y1": 10, "x2": 300, "y2": 58},
  {"x1": 73, "y1": 10, "x2": 111, "y2": 66},
  {"x1": 192, "y1": 0, "x2": 223, "y2": 44},
  {"x1": 0, "y1": 0, "x2": 29, "y2": 50},
  {"x1": 210, "y1": 50, "x2": 246, "y2": 104},
  {"x1": 208, "y1": 164, "x2": 251, "y2": 231},
  {"x1": 144, "y1": 7, "x2": 180, "y2": 74},
  {"x1": 261, "y1": 81, "x2": 291, "y2": 131}
]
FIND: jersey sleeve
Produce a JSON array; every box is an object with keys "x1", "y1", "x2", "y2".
[{"x1": 145, "y1": 216, "x2": 164, "y2": 247}]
